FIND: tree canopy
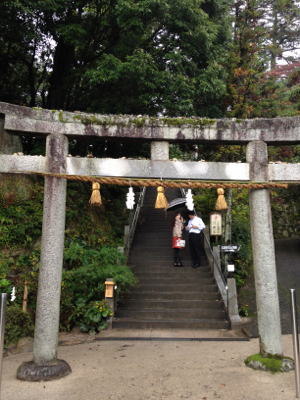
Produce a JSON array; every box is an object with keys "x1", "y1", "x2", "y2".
[
  {"x1": 0, "y1": 0, "x2": 233, "y2": 118},
  {"x1": 1, "y1": 0, "x2": 300, "y2": 130}
]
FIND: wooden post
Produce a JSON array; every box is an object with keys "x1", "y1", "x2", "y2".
[{"x1": 22, "y1": 281, "x2": 28, "y2": 313}]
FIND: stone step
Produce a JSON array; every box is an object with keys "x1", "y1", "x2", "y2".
[
  {"x1": 130, "y1": 242, "x2": 197, "y2": 248},
  {"x1": 131, "y1": 234, "x2": 199, "y2": 239},
  {"x1": 135, "y1": 228, "x2": 190, "y2": 233},
  {"x1": 133, "y1": 284, "x2": 218, "y2": 292},
  {"x1": 114, "y1": 309, "x2": 227, "y2": 319},
  {"x1": 139, "y1": 210, "x2": 188, "y2": 215},
  {"x1": 134, "y1": 277, "x2": 215, "y2": 285},
  {"x1": 135, "y1": 222, "x2": 178, "y2": 226},
  {"x1": 129, "y1": 252, "x2": 207, "y2": 259},
  {"x1": 129, "y1": 260, "x2": 207, "y2": 266},
  {"x1": 131, "y1": 236, "x2": 203, "y2": 243},
  {"x1": 136, "y1": 220, "x2": 187, "y2": 224},
  {"x1": 130, "y1": 254, "x2": 207, "y2": 260},
  {"x1": 133, "y1": 271, "x2": 213, "y2": 279},
  {"x1": 130, "y1": 263, "x2": 209, "y2": 269},
  {"x1": 116, "y1": 187, "x2": 227, "y2": 331},
  {"x1": 131, "y1": 235, "x2": 185, "y2": 240},
  {"x1": 112, "y1": 318, "x2": 230, "y2": 330},
  {"x1": 130, "y1": 266, "x2": 210, "y2": 273},
  {"x1": 130, "y1": 251, "x2": 206, "y2": 256},
  {"x1": 117, "y1": 299, "x2": 223, "y2": 310},
  {"x1": 129, "y1": 262, "x2": 209, "y2": 268},
  {"x1": 122, "y1": 292, "x2": 221, "y2": 301},
  {"x1": 131, "y1": 244, "x2": 193, "y2": 248}
]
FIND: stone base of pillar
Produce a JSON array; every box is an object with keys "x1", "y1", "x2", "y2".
[
  {"x1": 17, "y1": 359, "x2": 71, "y2": 381},
  {"x1": 245, "y1": 354, "x2": 294, "y2": 372}
]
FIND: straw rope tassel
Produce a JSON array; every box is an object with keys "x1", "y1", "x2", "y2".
[
  {"x1": 89, "y1": 182, "x2": 102, "y2": 206},
  {"x1": 155, "y1": 186, "x2": 169, "y2": 209},
  {"x1": 215, "y1": 188, "x2": 227, "y2": 211}
]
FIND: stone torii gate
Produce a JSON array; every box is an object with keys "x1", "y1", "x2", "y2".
[{"x1": 1, "y1": 101, "x2": 300, "y2": 379}]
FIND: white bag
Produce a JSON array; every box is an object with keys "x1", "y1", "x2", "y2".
[{"x1": 177, "y1": 239, "x2": 185, "y2": 247}]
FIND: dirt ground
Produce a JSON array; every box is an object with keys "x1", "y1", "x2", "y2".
[{"x1": 2, "y1": 335, "x2": 298, "y2": 400}]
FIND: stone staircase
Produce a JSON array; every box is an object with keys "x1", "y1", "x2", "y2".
[{"x1": 113, "y1": 187, "x2": 229, "y2": 329}]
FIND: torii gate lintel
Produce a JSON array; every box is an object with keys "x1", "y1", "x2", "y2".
[{"x1": 2, "y1": 100, "x2": 300, "y2": 145}]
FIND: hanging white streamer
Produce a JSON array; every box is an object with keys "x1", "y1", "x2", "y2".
[
  {"x1": 185, "y1": 189, "x2": 194, "y2": 211},
  {"x1": 11, "y1": 287, "x2": 16, "y2": 302},
  {"x1": 126, "y1": 187, "x2": 135, "y2": 210}
]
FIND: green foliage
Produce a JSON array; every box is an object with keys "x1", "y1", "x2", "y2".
[
  {"x1": 1, "y1": 0, "x2": 232, "y2": 117},
  {"x1": 231, "y1": 190, "x2": 252, "y2": 285},
  {"x1": 0, "y1": 276, "x2": 12, "y2": 294},
  {"x1": 0, "y1": 171, "x2": 135, "y2": 336},
  {"x1": 59, "y1": 240, "x2": 136, "y2": 329},
  {"x1": 4, "y1": 306, "x2": 34, "y2": 347},
  {"x1": 0, "y1": 252, "x2": 14, "y2": 276},
  {"x1": 63, "y1": 241, "x2": 136, "y2": 302},
  {"x1": 70, "y1": 298, "x2": 111, "y2": 334},
  {"x1": 225, "y1": 0, "x2": 266, "y2": 118},
  {"x1": 0, "y1": 179, "x2": 44, "y2": 249},
  {"x1": 0, "y1": 177, "x2": 129, "y2": 251},
  {"x1": 15, "y1": 250, "x2": 40, "y2": 272},
  {"x1": 271, "y1": 185, "x2": 300, "y2": 239},
  {"x1": 193, "y1": 190, "x2": 218, "y2": 223},
  {"x1": 238, "y1": 306, "x2": 249, "y2": 317},
  {"x1": 65, "y1": 181, "x2": 129, "y2": 247}
]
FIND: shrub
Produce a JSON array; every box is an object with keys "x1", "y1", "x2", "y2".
[
  {"x1": 60, "y1": 241, "x2": 137, "y2": 329},
  {"x1": 62, "y1": 245, "x2": 136, "y2": 302},
  {"x1": 69, "y1": 298, "x2": 111, "y2": 334},
  {"x1": 4, "y1": 306, "x2": 34, "y2": 347}
]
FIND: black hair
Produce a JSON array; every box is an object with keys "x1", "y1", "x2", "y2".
[{"x1": 172, "y1": 212, "x2": 181, "y2": 227}]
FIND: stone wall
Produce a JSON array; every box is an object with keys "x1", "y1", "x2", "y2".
[{"x1": 272, "y1": 196, "x2": 300, "y2": 239}]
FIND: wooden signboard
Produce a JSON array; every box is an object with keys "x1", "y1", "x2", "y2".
[
  {"x1": 210, "y1": 213, "x2": 222, "y2": 236},
  {"x1": 105, "y1": 281, "x2": 114, "y2": 298}
]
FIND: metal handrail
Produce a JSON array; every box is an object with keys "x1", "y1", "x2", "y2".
[
  {"x1": 124, "y1": 186, "x2": 146, "y2": 257},
  {"x1": 202, "y1": 230, "x2": 227, "y2": 287}
]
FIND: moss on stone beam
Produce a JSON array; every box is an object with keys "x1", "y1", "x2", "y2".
[
  {"x1": 58, "y1": 110, "x2": 69, "y2": 123},
  {"x1": 161, "y1": 117, "x2": 216, "y2": 127},
  {"x1": 68, "y1": 114, "x2": 217, "y2": 129},
  {"x1": 245, "y1": 353, "x2": 294, "y2": 373}
]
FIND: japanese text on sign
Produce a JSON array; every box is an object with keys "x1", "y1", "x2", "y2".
[
  {"x1": 210, "y1": 213, "x2": 222, "y2": 236},
  {"x1": 220, "y1": 245, "x2": 241, "y2": 253}
]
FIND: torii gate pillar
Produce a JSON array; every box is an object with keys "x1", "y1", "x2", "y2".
[
  {"x1": 246, "y1": 141, "x2": 282, "y2": 356},
  {"x1": 17, "y1": 134, "x2": 72, "y2": 381}
]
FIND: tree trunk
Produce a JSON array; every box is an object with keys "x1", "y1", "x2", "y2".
[
  {"x1": 46, "y1": 39, "x2": 75, "y2": 110},
  {"x1": 270, "y1": 9, "x2": 278, "y2": 70}
]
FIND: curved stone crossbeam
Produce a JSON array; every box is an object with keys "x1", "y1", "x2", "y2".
[{"x1": 2, "y1": 101, "x2": 300, "y2": 144}]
